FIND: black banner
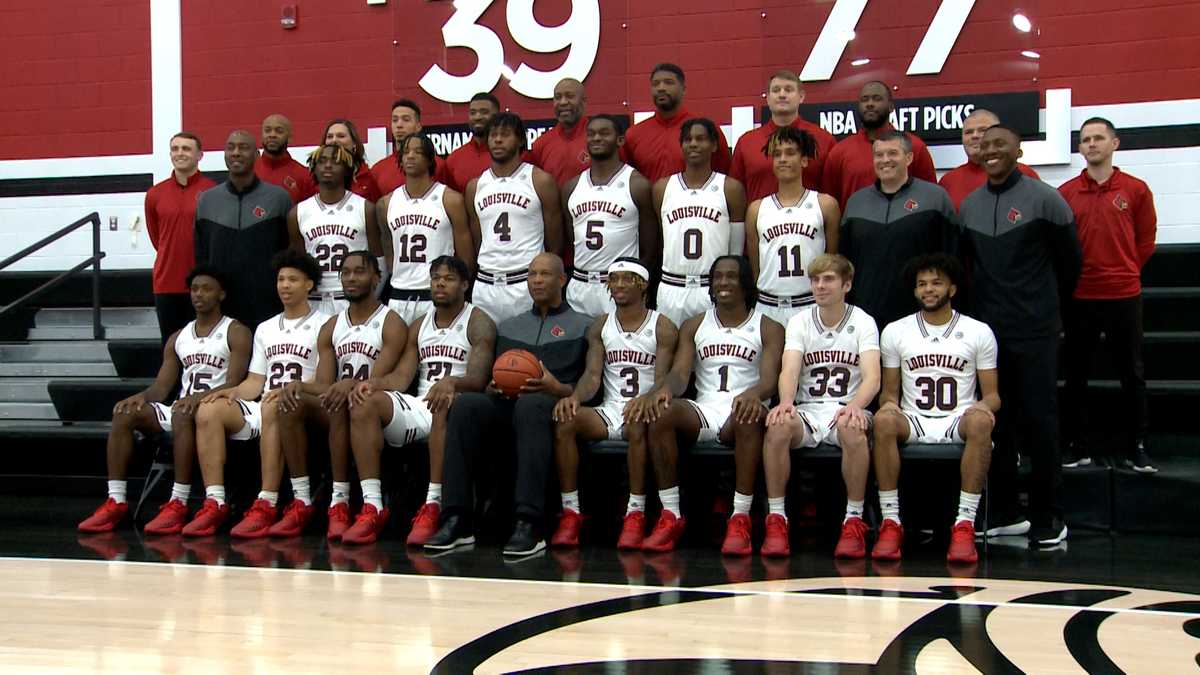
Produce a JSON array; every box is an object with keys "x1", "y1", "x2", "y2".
[
  {"x1": 421, "y1": 118, "x2": 559, "y2": 157},
  {"x1": 791, "y1": 91, "x2": 1041, "y2": 142}
]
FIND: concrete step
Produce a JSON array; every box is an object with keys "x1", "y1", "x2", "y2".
[
  {"x1": 34, "y1": 307, "x2": 157, "y2": 327},
  {"x1": 0, "y1": 362, "x2": 117, "y2": 377},
  {"x1": 27, "y1": 325, "x2": 159, "y2": 340},
  {"x1": 0, "y1": 342, "x2": 111, "y2": 362},
  {"x1": 0, "y1": 378, "x2": 52, "y2": 402},
  {"x1": 0, "y1": 402, "x2": 59, "y2": 420}
]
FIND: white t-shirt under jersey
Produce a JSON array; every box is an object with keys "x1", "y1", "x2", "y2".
[{"x1": 880, "y1": 311, "x2": 998, "y2": 417}]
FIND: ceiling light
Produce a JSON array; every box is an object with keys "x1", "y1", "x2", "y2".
[
  {"x1": 1021, "y1": 50, "x2": 1040, "y2": 59},
  {"x1": 1012, "y1": 13, "x2": 1032, "y2": 32},
  {"x1": 850, "y1": 58, "x2": 871, "y2": 66}
]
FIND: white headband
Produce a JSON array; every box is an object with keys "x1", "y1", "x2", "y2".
[{"x1": 607, "y1": 260, "x2": 649, "y2": 282}]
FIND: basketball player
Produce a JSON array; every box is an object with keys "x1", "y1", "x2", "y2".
[
  {"x1": 562, "y1": 115, "x2": 658, "y2": 317},
  {"x1": 259, "y1": 251, "x2": 405, "y2": 540},
  {"x1": 183, "y1": 249, "x2": 328, "y2": 537},
  {"x1": 78, "y1": 267, "x2": 251, "y2": 534},
  {"x1": 347, "y1": 255, "x2": 496, "y2": 545},
  {"x1": 550, "y1": 258, "x2": 678, "y2": 549},
  {"x1": 288, "y1": 143, "x2": 381, "y2": 316},
  {"x1": 629, "y1": 255, "x2": 784, "y2": 554},
  {"x1": 653, "y1": 118, "x2": 747, "y2": 327},
  {"x1": 465, "y1": 112, "x2": 564, "y2": 324},
  {"x1": 873, "y1": 254, "x2": 1000, "y2": 564},
  {"x1": 379, "y1": 133, "x2": 472, "y2": 324},
  {"x1": 760, "y1": 254, "x2": 879, "y2": 558},
  {"x1": 746, "y1": 127, "x2": 841, "y2": 326}
]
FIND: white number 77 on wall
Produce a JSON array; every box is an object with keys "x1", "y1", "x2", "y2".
[{"x1": 419, "y1": 0, "x2": 601, "y2": 103}]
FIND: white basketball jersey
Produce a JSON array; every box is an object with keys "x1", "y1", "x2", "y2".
[
  {"x1": 756, "y1": 190, "x2": 826, "y2": 296},
  {"x1": 693, "y1": 308, "x2": 764, "y2": 408},
  {"x1": 249, "y1": 309, "x2": 330, "y2": 397},
  {"x1": 416, "y1": 303, "x2": 475, "y2": 396},
  {"x1": 332, "y1": 304, "x2": 392, "y2": 381},
  {"x1": 474, "y1": 163, "x2": 544, "y2": 272},
  {"x1": 880, "y1": 311, "x2": 998, "y2": 418},
  {"x1": 175, "y1": 316, "x2": 234, "y2": 397},
  {"x1": 569, "y1": 164, "x2": 640, "y2": 273},
  {"x1": 785, "y1": 305, "x2": 879, "y2": 405},
  {"x1": 297, "y1": 191, "x2": 369, "y2": 294},
  {"x1": 601, "y1": 309, "x2": 660, "y2": 404},
  {"x1": 387, "y1": 182, "x2": 454, "y2": 291},
  {"x1": 661, "y1": 172, "x2": 731, "y2": 276}
]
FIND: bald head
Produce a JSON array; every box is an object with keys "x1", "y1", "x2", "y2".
[
  {"x1": 961, "y1": 108, "x2": 1002, "y2": 162},
  {"x1": 532, "y1": 251, "x2": 565, "y2": 276},
  {"x1": 261, "y1": 114, "x2": 293, "y2": 157},
  {"x1": 553, "y1": 78, "x2": 586, "y2": 128}
]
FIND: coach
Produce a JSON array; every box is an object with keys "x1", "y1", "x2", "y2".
[
  {"x1": 194, "y1": 129, "x2": 291, "y2": 328},
  {"x1": 428, "y1": 252, "x2": 591, "y2": 557},
  {"x1": 528, "y1": 78, "x2": 591, "y2": 186},
  {"x1": 623, "y1": 63, "x2": 731, "y2": 184},
  {"x1": 939, "y1": 108, "x2": 1039, "y2": 210},
  {"x1": 959, "y1": 124, "x2": 1081, "y2": 547}
]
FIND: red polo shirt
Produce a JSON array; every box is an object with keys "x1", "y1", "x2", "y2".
[
  {"x1": 730, "y1": 117, "x2": 837, "y2": 201},
  {"x1": 821, "y1": 125, "x2": 937, "y2": 209},
  {"x1": 437, "y1": 137, "x2": 493, "y2": 193},
  {"x1": 254, "y1": 152, "x2": 315, "y2": 205},
  {"x1": 529, "y1": 117, "x2": 591, "y2": 186},
  {"x1": 1058, "y1": 167, "x2": 1157, "y2": 299},
  {"x1": 939, "y1": 160, "x2": 1040, "y2": 210},
  {"x1": 624, "y1": 107, "x2": 732, "y2": 184},
  {"x1": 144, "y1": 171, "x2": 216, "y2": 294},
  {"x1": 351, "y1": 164, "x2": 381, "y2": 203},
  {"x1": 371, "y1": 152, "x2": 443, "y2": 196}
]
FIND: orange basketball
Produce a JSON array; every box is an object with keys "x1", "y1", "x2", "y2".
[{"x1": 492, "y1": 349, "x2": 543, "y2": 397}]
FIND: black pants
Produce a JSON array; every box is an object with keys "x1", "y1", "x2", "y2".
[
  {"x1": 989, "y1": 335, "x2": 1062, "y2": 526},
  {"x1": 1062, "y1": 296, "x2": 1146, "y2": 452},
  {"x1": 442, "y1": 392, "x2": 558, "y2": 523},
  {"x1": 154, "y1": 293, "x2": 194, "y2": 345}
]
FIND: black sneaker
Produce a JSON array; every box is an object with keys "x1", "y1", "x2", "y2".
[
  {"x1": 423, "y1": 514, "x2": 475, "y2": 551},
  {"x1": 1061, "y1": 443, "x2": 1092, "y2": 468},
  {"x1": 503, "y1": 519, "x2": 546, "y2": 557},
  {"x1": 1030, "y1": 518, "x2": 1068, "y2": 546},
  {"x1": 1125, "y1": 443, "x2": 1158, "y2": 474}
]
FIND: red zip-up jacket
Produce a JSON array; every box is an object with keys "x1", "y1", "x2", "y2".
[
  {"x1": 1058, "y1": 167, "x2": 1157, "y2": 299},
  {"x1": 144, "y1": 171, "x2": 216, "y2": 294}
]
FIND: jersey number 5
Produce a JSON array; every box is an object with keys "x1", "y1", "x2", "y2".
[{"x1": 585, "y1": 220, "x2": 604, "y2": 250}]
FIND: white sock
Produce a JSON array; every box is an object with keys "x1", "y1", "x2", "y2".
[
  {"x1": 768, "y1": 496, "x2": 786, "y2": 518},
  {"x1": 626, "y1": 493, "x2": 646, "y2": 514},
  {"x1": 207, "y1": 485, "x2": 226, "y2": 506},
  {"x1": 733, "y1": 491, "x2": 753, "y2": 516},
  {"x1": 425, "y1": 482, "x2": 442, "y2": 505},
  {"x1": 170, "y1": 482, "x2": 190, "y2": 503},
  {"x1": 561, "y1": 490, "x2": 580, "y2": 513},
  {"x1": 956, "y1": 491, "x2": 981, "y2": 526},
  {"x1": 331, "y1": 481, "x2": 350, "y2": 505},
  {"x1": 290, "y1": 476, "x2": 311, "y2": 505},
  {"x1": 361, "y1": 479, "x2": 383, "y2": 510},
  {"x1": 880, "y1": 489, "x2": 901, "y2": 525},
  {"x1": 845, "y1": 499, "x2": 865, "y2": 522},
  {"x1": 258, "y1": 490, "x2": 279, "y2": 507},
  {"x1": 107, "y1": 480, "x2": 127, "y2": 504},
  {"x1": 658, "y1": 487, "x2": 680, "y2": 517}
]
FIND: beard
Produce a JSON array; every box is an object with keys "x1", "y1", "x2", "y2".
[{"x1": 920, "y1": 293, "x2": 952, "y2": 312}]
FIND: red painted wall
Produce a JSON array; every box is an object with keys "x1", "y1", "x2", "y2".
[{"x1": 2, "y1": 0, "x2": 1197, "y2": 160}]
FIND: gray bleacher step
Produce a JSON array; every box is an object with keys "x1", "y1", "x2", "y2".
[
  {"x1": 0, "y1": 378, "x2": 52, "y2": 402},
  {"x1": 34, "y1": 307, "x2": 158, "y2": 327},
  {"x1": 0, "y1": 362, "x2": 117, "y2": 377},
  {"x1": 0, "y1": 402, "x2": 59, "y2": 420},
  {"x1": 0, "y1": 420, "x2": 112, "y2": 440},
  {"x1": 27, "y1": 325, "x2": 159, "y2": 340},
  {"x1": 0, "y1": 342, "x2": 111, "y2": 361}
]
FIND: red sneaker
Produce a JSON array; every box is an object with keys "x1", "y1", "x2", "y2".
[
  {"x1": 144, "y1": 499, "x2": 189, "y2": 536},
  {"x1": 616, "y1": 511, "x2": 646, "y2": 550},
  {"x1": 760, "y1": 513, "x2": 790, "y2": 557},
  {"x1": 871, "y1": 519, "x2": 904, "y2": 561},
  {"x1": 947, "y1": 520, "x2": 978, "y2": 564},
  {"x1": 642, "y1": 511, "x2": 686, "y2": 552},
  {"x1": 230, "y1": 499, "x2": 277, "y2": 539},
  {"x1": 834, "y1": 517, "x2": 869, "y2": 559},
  {"x1": 182, "y1": 499, "x2": 229, "y2": 537},
  {"x1": 78, "y1": 498, "x2": 128, "y2": 533},
  {"x1": 343, "y1": 504, "x2": 390, "y2": 545},
  {"x1": 267, "y1": 501, "x2": 315, "y2": 538},
  {"x1": 721, "y1": 513, "x2": 752, "y2": 556},
  {"x1": 406, "y1": 502, "x2": 440, "y2": 546},
  {"x1": 326, "y1": 502, "x2": 351, "y2": 541},
  {"x1": 550, "y1": 508, "x2": 583, "y2": 548}
]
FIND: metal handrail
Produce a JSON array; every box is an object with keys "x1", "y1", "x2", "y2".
[{"x1": 0, "y1": 212, "x2": 106, "y2": 340}]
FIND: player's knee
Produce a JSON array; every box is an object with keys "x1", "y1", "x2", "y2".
[
  {"x1": 763, "y1": 423, "x2": 792, "y2": 451},
  {"x1": 837, "y1": 425, "x2": 868, "y2": 449},
  {"x1": 625, "y1": 422, "x2": 647, "y2": 445},
  {"x1": 554, "y1": 416, "x2": 577, "y2": 440},
  {"x1": 171, "y1": 410, "x2": 195, "y2": 431},
  {"x1": 874, "y1": 411, "x2": 902, "y2": 439},
  {"x1": 350, "y1": 397, "x2": 377, "y2": 424},
  {"x1": 261, "y1": 399, "x2": 281, "y2": 423},
  {"x1": 195, "y1": 401, "x2": 220, "y2": 427},
  {"x1": 111, "y1": 409, "x2": 138, "y2": 431},
  {"x1": 962, "y1": 412, "x2": 994, "y2": 440}
]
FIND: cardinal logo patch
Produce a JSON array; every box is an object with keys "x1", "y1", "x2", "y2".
[
  {"x1": 1113, "y1": 194, "x2": 1129, "y2": 211},
  {"x1": 283, "y1": 176, "x2": 297, "y2": 190},
  {"x1": 1007, "y1": 207, "x2": 1022, "y2": 224},
  {"x1": 253, "y1": 206, "x2": 267, "y2": 218},
  {"x1": 904, "y1": 198, "x2": 919, "y2": 211},
  {"x1": 550, "y1": 325, "x2": 565, "y2": 338}
]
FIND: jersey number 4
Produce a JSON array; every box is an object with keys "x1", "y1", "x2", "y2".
[
  {"x1": 493, "y1": 212, "x2": 512, "y2": 242},
  {"x1": 340, "y1": 363, "x2": 369, "y2": 381}
]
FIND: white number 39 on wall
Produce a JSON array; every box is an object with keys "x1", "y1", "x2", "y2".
[{"x1": 418, "y1": 0, "x2": 600, "y2": 103}]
